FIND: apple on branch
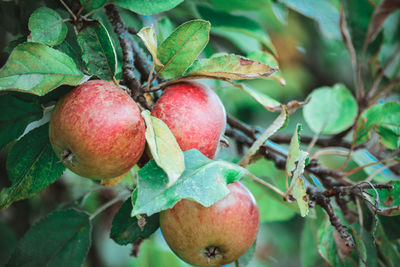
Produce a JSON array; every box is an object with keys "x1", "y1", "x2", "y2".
[{"x1": 49, "y1": 80, "x2": 146, "y2": 179}]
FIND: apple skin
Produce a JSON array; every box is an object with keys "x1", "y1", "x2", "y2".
[
  {"x1": 160, "y1": 182, "x2": 260, "y2": 267},
  {"x1": 49, "y1": 80, "x2": 146, "y2": 179},
  {"x1": 151, "y1": 82, "x2": 226, "y2": 159}
]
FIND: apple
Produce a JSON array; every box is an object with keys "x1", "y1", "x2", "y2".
[
  {"x1": 151, "y1": 82, "x2": 226, "y2": 159},
  {"x1": 160, "y1": 182, "x2": 259, "y2": 267},
  {"x1": 49, "y1": 80, "x2": 146, "y2": 179}
]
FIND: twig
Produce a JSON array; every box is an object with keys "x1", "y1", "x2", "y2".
[
  {"x1": 245, "y1": 172, "x2": 286, "y2": 198},
  {"x1": 308, "y1": 188, "x2": 355, "y2": 248},
  {"x1": 105, "y1": 5, "x2": 149, "y2": 109},
  {"x1": 89, "y1": 192, "x2": 130, "y2": 220},
  {"x1": 368, "y1": 46, "x2": 400, "y2": 98},
  {"x1": 59, "y1": 0, "x2": 77, "y2": 21}
]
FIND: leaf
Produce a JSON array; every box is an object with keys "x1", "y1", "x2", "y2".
[
  {"x1": 0, "y1": 94, "x2": 43, "y2": 150},
  {"x1": 157, "y1": 20, "x2": 210, "y2": 79},
  {"x1": 235, "y1": 83, "x2": 281, "y2": 111},
  {"x1": 317, "y1": 216, "x2": 355, "y2": 266},
  {"x1": 0, "y1": 222, "x2": 17, "y2": 266},
  {"x1": 198, "y1": 6, "x2": 276, "y2": 55},
  {"x1": 247, "y1": 50, "x2": 286, "y2": 86},
  {"x1": 0, "y1": 124, "x2": 65, "y2": 209},
  {"x1": 354, "y1": 102, "x2": 400, "y2": 149},
  {"x1": 375, "y1": 222, "x2": 400, "y2": 266},
  {"x1": 239, "y1": 108, "x2": 287, "y2": 167},
  {"x1": 286, "y1": 124, "x2": 302, "y2": 180},
  {"x1": 280, "y1": 0, "x2": 341, "y2": 39},
  {"x1": 132, "y1": 149, "x2": 246, "y2": 216},
  {"x1": 157, "y1": 17, "x2": 174, "y2": 44},
  {"x1": 185, "y1": 53, "x2": 277, "y2": 80},
  {"x1": 303, "y1": 84, "x2": 358, "y2": 135},
  {"x1": 367, "y1": 180, "x2": 400, "y2": 216},
  {"x1": 141, "y1": 110, "x2": 185, "y2": 187},
  {"x1": 351, "y1": 150, "x2": 398, "y2": 183},
  {"x1": 342, "y1": 0, "x2": 374, "y2": 53},
  {"x1": 210, "y1": 0, "x2": 270, "y2": 11},
  {"x1": 366, "y1": 0, "x2": 400, "y2": 45},
  {"x1": 28, "y1": 7, "x2": 67, "y2": 46},
  {"x1": 80, "y1": 0, "x2": 107, "y2": 12},
  {"x1": 6, "y1": 209, "x2": 91, "y2": 267},
  {"x1": 110, "y1": 198, "x2": 159, "y2": 245},
  {"x1": 137, "y1": 25, "x2": 163, "y2": 66},
  {"x1": 288, "y1": 151, "x2": 309, "y2": 217},
  {"x1": 113, "y1": 0, "x2": 184, "y2": 15},
  {"x1": 0, "y1": 43, "x2": 84, "y2": 96},
  {"x1": 77, "y1": 20, "x2": 117, "y2": 81}
]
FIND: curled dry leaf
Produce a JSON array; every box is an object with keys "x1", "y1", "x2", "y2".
[{"x1": 137, "y1": 25, "x2": 163, "y2": 66}]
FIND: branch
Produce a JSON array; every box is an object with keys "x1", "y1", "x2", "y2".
[
  {"x1": 105, "y1": 5, "x2": 149, "y2": 108},
  {"x1": 308, "y1": 188, "x2": 355, "y2": 248}
]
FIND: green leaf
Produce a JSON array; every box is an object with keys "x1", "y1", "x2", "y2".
[
  {"x1": 137, "y1": 25, "x2": 163, "y2": 66},
  {"x1": 7, "y1": 209, "x2": 91, "y2": 267},
  {"x1": 288, "y1": 151, "x2": 309, "y2": 217},
  {"x1": 80, "y1": 0, "x2": 107, "y2": 12},
  {"x1": 303, "y1": 84, "x2": 358, "y2": 134},
  {"x1": 77, "y1": 20, "x2": 117, "y2": 81},
  {"x1": 185, "y1": 53, "x2": 277, "y2": 80},
  {"x1": 0, "y1": 42, "x2": 84, "y2": 96},
  {"x1": 157, "y1": 17, "x2": 174, "y2": 44},
  {"x1": 113, "y1": 0, "x2": 184, "y2": 15},
  {"x1": 0, "y1": 94, "x2": 43, "y2": 150},
  {"x1": 55, "y1": 23, "x2": 85, "y2": 70},
  {"x1": 157, "y1": 20, "x2": 210, "y2": 79},
  {"x1": 0, "y1": 221, "x2": 17, "y2": 266},
  {"x1": 0, "y1": 124, "x2": 65, "y2": 209},
  {"x1": 234, "y1": 83, "x2": 281, "y2": 111},
  {"x1": 247, "y1": 50, "x2": 286, "y2": 86},
  {"x1": 368, "y1": 180, "x2": 400, "y2": 216},
  {"x1": 239, "y1": 108, "x2": 287, "y2": 167},
  {"x1": 286, "y1": 123, "x2": 302, "y2": 180},
  {"x1": 198, "y1": 6, "x2": 276, "y2": 55},
  {"x1": 28, "y1": 7, "x2": 67, "y2": 46},
  {"x1": 280, "y1": 0, "x2": 340, "y2": 39},
  {"x1": 132, "y1": 149, "x2": 246, "y2": 216},
  {"x1": 354, "y1": 102, "x2": 400, "y2": 149},
  {"x1": 342, "y1": 0, "x2": 374, "y2": 53},
  {"x1": 210, "y1": 0, "x2": 270, "y2": 11},
  {"x1": 110, "y1": 198, "x2": 159, "y2": 245},
  {"x1": 317, "y1": 216, "x2": 355, "y2": 266},
  {"x1": 141, "y1": 110, "x2": 185, "y2": 187},
  {"x1": 375, "y1": 221, "x2": 400, "y2": 266},
  {"x1": 351, "y1": 150, "x2": 398, "y2": 183}
]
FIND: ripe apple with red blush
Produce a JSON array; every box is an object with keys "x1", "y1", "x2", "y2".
[
  {"x1": 151, "y1": 81, "x2": 226, "y2": 159},
  {"x1": 49, "y1": 80, "x2": 146, "y2": 179},
  {"x1": 160, "y1": 181, "x2": 259, "y2": 267}
]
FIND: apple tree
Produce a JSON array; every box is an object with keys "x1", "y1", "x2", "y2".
[{"x1": 0, "y1": 0, "x2": 399, "y2": 266}]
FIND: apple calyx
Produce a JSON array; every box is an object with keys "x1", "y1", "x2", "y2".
[{"x1": 202, "y1": 246, "x2": 222, "y2": 262}]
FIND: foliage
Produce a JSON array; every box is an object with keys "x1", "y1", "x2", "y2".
[{"x1": 0, "y1": 0, "x2": 399, "y2": 266}]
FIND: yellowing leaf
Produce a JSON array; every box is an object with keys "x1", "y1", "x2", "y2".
[
  {"x1": 101, "y1": 172, "x2": 128, "y2": 187},
  {"x1": 141, "y1": 110, "x2": 184, "y2": 187},
  {"x1": 185, "y1": 53, "x2": 277, "y2": 80},
  {"x1": 286, "y1": 124, "x2": 302, "y2": 179},
  {"x1": 137, "y1": 25, "x2": 163, "y2": 66},
  {"x1": 247, "y1": 50, "x2": 286, "y2": 86},
  {"x1": 288, "y1": 151, "x2": 309, "y2": 217},
  {"x1": 239, "y1": 108, "x2": 288, "y2": 167}
]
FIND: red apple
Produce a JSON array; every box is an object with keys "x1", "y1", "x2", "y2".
[
  {"x1": 160, "y1": 182, "x2": 259, "y2": 267},
  {"x1": 49, "y1": 80, "x2": 146, "y2": 179},
  {"x1": 151, "y1": 82, "x2": 226, "y2": 159}
]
